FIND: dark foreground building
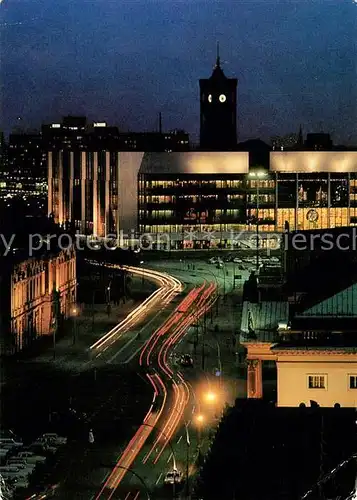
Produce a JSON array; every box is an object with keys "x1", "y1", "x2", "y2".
[{"x1": 195, "y1": 401, "x2": 357, "y2": 500}]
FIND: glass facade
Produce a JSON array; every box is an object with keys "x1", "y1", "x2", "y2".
[
  {"x1": 139, "y1": 170, "x2": 357, "y2": 236},
  {"x1": 138, "y1": 173, "x2": 275, "y2": 236}
]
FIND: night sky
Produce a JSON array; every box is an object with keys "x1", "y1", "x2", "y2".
[{"x1": 1, "y1": 0, "x2": 356, "y2": 144}]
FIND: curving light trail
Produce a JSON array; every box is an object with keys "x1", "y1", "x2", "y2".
[
  {"x1": 89, "y1": 263, "x2": 182, "y2": 357},
  {"x1": 95, "y1": 276, "x2": 217, "y2": 499}
]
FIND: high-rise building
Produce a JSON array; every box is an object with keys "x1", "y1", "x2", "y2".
[
  {"x1": 2, "y1": 133, "x2": 47, "y2": 198},
  {"x1": 199, "y1": 46, "x2": 238, "y2": 151},
  {"x1": 42, "y1": 117, "x2": 189, "y2": 152},
  {"x1": 48, "y1": 150, "x2": 144, "y2": 237}
]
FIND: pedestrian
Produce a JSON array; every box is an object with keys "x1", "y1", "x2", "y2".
[{"x1": 89, "y1": 429, "x2": 94, "y2": 444}]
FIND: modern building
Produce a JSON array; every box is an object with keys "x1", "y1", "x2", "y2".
[
  {"x1": 137, "y1": 151, "x2": 270, "y2": 248},
  {"x1": 1, "y1": 133, "x2": 47, "y2": 198},
  {"x1": 271, "y1": 151, "x2": 357, "y2": 231},
  {"x1": 48, "y1": 150, "x2": 144, "y2": 237},
  {"x1": 137, "y1": 150, "x2": 357, "y2": 242},
  {"x1": 199, "y1": 47, "x2": 237, "y2": 151},
  {"x1": 0, "y1": 245, "x2": 77, "y2": 354}
]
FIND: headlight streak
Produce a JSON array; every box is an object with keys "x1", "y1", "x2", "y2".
[{"x1": 95, "y1": 270, "x2": 217, "y2": 499}]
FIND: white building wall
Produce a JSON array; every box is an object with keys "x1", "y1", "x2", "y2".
[{"x1": 277, "y1": 356, "x2": 357, "y2": 408}]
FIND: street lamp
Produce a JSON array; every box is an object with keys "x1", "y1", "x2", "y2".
[
  {"x1": 248, "y1": 170, "x2": 268, "y2": 272},
  {"x1": 72, "y1": 306, "x2": 77, "y2": 345},
  {"x1": 205, "y1": 391, "x2": 216, "y2": 403},
  {"x1": 204, "y1": 268, "x2": 219, "y2": 315}
]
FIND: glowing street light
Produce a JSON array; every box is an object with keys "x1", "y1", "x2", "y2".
[
  {"x1": 205, "y1": 391, "x2": 216, "y2": 403},
  {"x1": 196, "y1": 414, "x2": 204, "y2": 424}
]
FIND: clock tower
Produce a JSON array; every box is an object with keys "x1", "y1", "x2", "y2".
[{"x1": 199, "y1": 45, "x2": 237, "y2": 151}]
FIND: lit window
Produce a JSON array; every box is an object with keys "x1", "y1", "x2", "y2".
[
  {"x1": 349, "y1": 375, "x2": 357, "y2": 389},
  {"x1": 308, "y1": 375, "x2": 326, "y2": 389}
]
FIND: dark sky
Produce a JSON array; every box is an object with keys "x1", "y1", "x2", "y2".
[{"x1": 1, "y1": 0, "x2": 356, "y2": 144}]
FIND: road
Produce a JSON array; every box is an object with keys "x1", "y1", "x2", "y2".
[
  {"x1": 92, "y1": 257, "x2": 261, "y2": 499},
  {"x1": 93, "y1": 276, "x2": 217, "y2": 499}
]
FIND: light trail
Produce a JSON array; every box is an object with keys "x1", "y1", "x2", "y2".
[
  {"x1": 89, "y1": 264, "x2": 182, "y2": 356},
  {"x1": 95, "y1": 275, "x2": 217, "y2": 499}
]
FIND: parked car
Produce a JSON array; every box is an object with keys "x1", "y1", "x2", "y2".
[
  {"x1": 0, "y1": 438, "x2": 23, "y2": 447},
  {"x1": 0, "y1": 468, "x2": 29, "y2": 480},
  {"x1": 7, "y1": 458, "x2": 37, "y2": 472},
  {"x1": 8, "y1": 476, "x2": 30, "y2": 490},
  {"x1": 29, "y1": 443, "x2": 58, "y2": 455},
  {"x1": 233, "y1": 257, "x2": 242, "y2": 263},
  {"x1": 16, "y1": 452, "x2": 46, "y2": 464},
  {"x1": 41, "y1": 433, "x2": 67, "y2": 445},
  {"x1": 164, "y1": 469, "x2": 183, "y2": 485},
  {"x1": 180, "y1": 354, "x2": 193, "y2": 367}
]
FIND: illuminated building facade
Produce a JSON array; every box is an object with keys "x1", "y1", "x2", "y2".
[
  {"x1": 0, "y1": 133, "x2": 47, "y2": 199},
  {"x1": 0, "y1": 246, "x2": 76, "y2": 354},
  {"x1": 48, "y1": 150, "x2": 144, "y2": 236},
  {"x1": 271, "y1": 151, "x2": 357, "y2": 232},
  {"x1": 138, "y1": 152, "x2": 266, "y2": 247}
]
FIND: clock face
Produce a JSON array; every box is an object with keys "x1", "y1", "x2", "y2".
[
  {"x1": 219, "y1": 94, "x2": 226, "y2": 103},
  {"x1": 306, "y1": 209, "x2": 318, "y2": 222},
  {"x1": 208, "y1": 94, "x2": 212, "y2": 103}
]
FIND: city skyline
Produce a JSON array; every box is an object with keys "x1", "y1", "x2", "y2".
[{"x1": 1, "y1": 0, "x2": 357, "y2": 144}]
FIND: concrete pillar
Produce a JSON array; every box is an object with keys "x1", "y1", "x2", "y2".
[{"x1": 247, "y1": 359, "x2": 263, "y2": 399}]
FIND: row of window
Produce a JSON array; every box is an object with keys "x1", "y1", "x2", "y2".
[{"x1": 308, "y1": 374, "x2": 357, "y2": 389}]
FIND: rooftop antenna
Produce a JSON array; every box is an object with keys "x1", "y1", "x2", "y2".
[{"x1": 216, "y1": 41, "x2": 221, "y2": 67}]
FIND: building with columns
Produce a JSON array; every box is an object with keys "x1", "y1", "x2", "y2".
[
  {"x1": 48, "y1": 150, "x2": 144, "y2": 237},
  {"x1": 0, "y1": 245, "x2": 76, "y2": 354}
]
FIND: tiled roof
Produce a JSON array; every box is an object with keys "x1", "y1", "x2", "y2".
[{"x1": 241, "y1": 301, "x2": 289, "y2": 337}]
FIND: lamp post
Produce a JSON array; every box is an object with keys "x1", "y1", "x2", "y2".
[
  {"x1": 185, "y1": 423, "x2": 190, "y2": 499},
  {"x1": 52, "y1": 289, "x2": 60, "y2": 360},
  {"x1": 106, "y1": 281, "x2": 111, "y2": 317},
  {"x1": 205, "y1": 268, "x2": 219, "y2": 315},
  {"x1": 248, "y1": 170, "x2": 268, "y2": 272},
  {"x1": 72, "y1": 306, "x2": 77, "y2": 345},
  {"x1": 195, "y1": 414, "x2": 204, "y2": 463}
]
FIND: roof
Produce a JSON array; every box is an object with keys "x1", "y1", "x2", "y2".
[
  {"x1": 240, "y1": 301, "x2": 289, "y2": 341},
  {"x1": 298, "y1": 283, "x2": 357, "y2": 317},
  {"x1": 138, "y1": 152, "x2": 249, "y2": 175},
  {"x1": 270, "y1": 151, "x2": 357, "y2": 172}
]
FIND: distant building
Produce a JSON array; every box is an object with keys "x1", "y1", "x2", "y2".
[
  {"x1": 199, "y1": 46, "x2": 237, "y2": 151},
  {"x1": 1, "y1": 133, "x2": 47, "y2": 198},
  {"x1": 305, "y1": 133, "x2": 333, "y2": 150},
  {"x1": 42, "y1": 117, "x2": 189, "y2": 152},
  {"x1": 271, "y1": 133, "x2": 299, "y2": 151},
  {"x1": 0, "y1": 246, "x2": 77, "y2": 354}
]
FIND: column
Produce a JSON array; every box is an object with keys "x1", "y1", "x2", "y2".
[
  {"x1": 247, "y1": 359, "x2": 263, "y2": 399},
  {"x1": 295, "y1": 173, "x2": 299, "y2": 231},
  {"x1": 274, "y1": 172, "x2": 278, "y2": 232},
  {"x1": 327, "y1": 173, "x2": 331, "y2": 229}
]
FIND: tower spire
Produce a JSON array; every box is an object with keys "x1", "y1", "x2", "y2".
[{"x1": 216, "y1": 41, "x2": 220, "y2": 68}]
